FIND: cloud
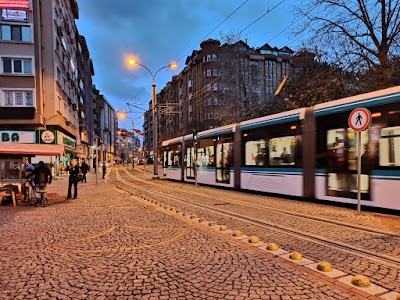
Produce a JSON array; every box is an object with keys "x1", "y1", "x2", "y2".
[{"x1": 76, "y1": 0, "x2": 298, "y2": 114}]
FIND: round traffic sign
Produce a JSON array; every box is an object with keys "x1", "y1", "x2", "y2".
[{"x1": 348, "y1": 108, "x2": 371, "y2": 132}]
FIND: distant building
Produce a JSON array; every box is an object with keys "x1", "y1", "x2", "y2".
[
  {"x1": 92, "y1": 86, "x2": 117, "y2": 165},
  {"x1": 143, "y1": 39, "x2": 293, "y2": 153}
]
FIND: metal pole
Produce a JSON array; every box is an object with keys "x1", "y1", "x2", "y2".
[
  {"x1": 152, "y1": 83, "x2": 158, "y2": 179},
  {"x1": 357, "y1": 131, "x2": 361, "y2": 213},
  {"x1": 95, "y1": 136, "x2": 98, "y2": 185},
  {"x1": 132, "y1": 120, "x2": 135, "y2": 170},
  {"x1": 193, "y1": 130, "x2": 198, "y2": 187}
]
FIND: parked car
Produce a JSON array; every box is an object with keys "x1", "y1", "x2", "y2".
[{"x1": 146, "y1": 156, "x2": 154, "y2": 164}]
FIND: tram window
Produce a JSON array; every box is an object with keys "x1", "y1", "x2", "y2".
[
  {"x1": 245, "y1": 139, "x2": 267, "y2": 166},
  {"x1": 186, "y1": 147, "x2": 195, "y2": 167},
  {"x1": 167, "y1": 150, "x2": 181, "y2": 167},
  {"x1": 216, "y1": 142, "x2": 232, "y2": 182},
  {"x1": 379, "y1": 126, "x2": 400, "y2": 166},
  {"x1": 327, "y1": 129, "x2": 345, "y2": 150},
  {"x1": 197, "y1": 145, "x2": 215, "y2": 166},
  {"x1": 347, "y1": 129, "x2": 369, "y2": 171},
  {"x1": 269, "y1": 136, "x2": 295, "y2": 166},
  {"x1": 167, "y1": 151, "x2": 173, "y2": 166}
]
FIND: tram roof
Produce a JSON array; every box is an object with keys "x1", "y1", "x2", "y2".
[
  {"x1": 161, "y1": 136, "x2": 183, "y2": 147},
  {"x1": 240, "y1": 108, "x2": 306, "y2": 130},
  {"x1": 314, "y1": 85, "x2": 400, "y2": 117},
  {"x1": 196, "y1": 124, "x2": 236, "y2": 139}
]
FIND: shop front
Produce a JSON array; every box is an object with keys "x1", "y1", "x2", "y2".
[{"x1": 0, "y1": 130, "x2": 64, "y2": 204}]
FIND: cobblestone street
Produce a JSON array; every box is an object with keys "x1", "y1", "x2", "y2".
[{"x1": 0, "y1": 171, "x2": 395, "y2": 299}]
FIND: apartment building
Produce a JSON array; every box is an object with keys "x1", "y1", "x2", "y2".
[
  {"x1": 92, "y1": 85, "x2": 117, "y2": 166},
  {"x1": 0, "y1": 0, "x2": 98, "y2": 176},
  {"x1": 144, "y1": 38, "x2": 293, "y2": 153}
]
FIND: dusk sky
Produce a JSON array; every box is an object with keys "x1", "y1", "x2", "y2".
[{"x1": 75, "y1": 0, "x2": 302, "y2": 131}]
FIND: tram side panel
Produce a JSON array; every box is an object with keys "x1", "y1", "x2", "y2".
[
  {"x1": 239, "y1": 110, "x2": 305, "y2": 197},
  {"x1": 313, "y1": 86, "x2": 400, "y2": 211}
]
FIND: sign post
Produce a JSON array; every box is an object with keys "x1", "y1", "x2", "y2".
[
  {"x1": 348, "y1": 108, "x2": 371, "y2": 213},
  {"x1": 94, "y1": 136, "x2": 99, "y2": 185}
]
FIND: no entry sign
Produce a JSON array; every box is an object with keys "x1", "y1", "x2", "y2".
[{"x1": 348, "y1": 108, "x2": 371, "y2": 132}]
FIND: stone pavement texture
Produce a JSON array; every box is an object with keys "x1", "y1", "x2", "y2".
[{"x1": 0, "y1": 172, "x2": 386, "y2": 299}]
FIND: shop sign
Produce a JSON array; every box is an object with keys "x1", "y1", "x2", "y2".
[
  {"x1": 1, "y1": 8, "x2": 27, "y2": 22},
  {"x1": 36, "y1": 130, "x2": 57, "y2": 144},
  {"x1": 0, "y1": 0, "x2": 30, "y2": 9},
  {"x1": 63, "y1": 137, "x2": 75, "y2": 149},
  {"x1": 57, "y1": 132, "x2": 76, "y2": 151},
  {"x1": 0, "y1": 130, "x2": 35, "y2": 143}
]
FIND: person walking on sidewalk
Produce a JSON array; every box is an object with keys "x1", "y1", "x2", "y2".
[
  {"x1": 80, "y1": 159, "x2": 89, "y2": 183},
  {"x1": 66, "y1": 159, "x2": 79, "y2": 199},
  {"x1": 102, "y1": 163, "x2": 106, "y2": 179},
  {"x1": 25, "y1": 161, "x2": 52, "y2": 206}
]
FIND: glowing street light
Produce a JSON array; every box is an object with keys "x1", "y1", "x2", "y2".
[{"x1": 127, "y1": 58, "x2": 177, "y2": 179}]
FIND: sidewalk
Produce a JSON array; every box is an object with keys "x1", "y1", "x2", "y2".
[{"x1": 0, "y1": 170, "x2": 386, "y2": 299}]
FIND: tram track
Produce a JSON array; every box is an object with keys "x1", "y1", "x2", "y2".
[
  {"x1": 112, "y1": 167, "x2": 400, "y2": 270},
  {"x1": 123, "y1": 167, "x2": 399, "y2": 238}
]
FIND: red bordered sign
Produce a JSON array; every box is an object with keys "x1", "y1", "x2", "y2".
[
  {"x1": 348, "y1": 108, "x2": 371, "y2": 132},
  {"x1": 0, "y1": 0, "x2": 30, "y2": 9}
]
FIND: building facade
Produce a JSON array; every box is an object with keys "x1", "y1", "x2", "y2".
[
  {"x1": 144, "y1": 39, "x2": 293, "y2": 155},
  {"x1": 92, "y1": 85, "x2": 117, "y2": 167},
  {"x1": 0, "y1": 0, "x2": 110, "y2": 177}
]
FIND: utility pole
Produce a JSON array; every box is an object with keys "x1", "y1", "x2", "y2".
[
  {"x1": 94, "y1": 135, "x2": 98, "y2": 185},
  {"x1": 193, "y1": 129, "x2": 198, "y2": 187},
  {"x1": 132, "y1": 120, "x2": 135, "y2": 170}
]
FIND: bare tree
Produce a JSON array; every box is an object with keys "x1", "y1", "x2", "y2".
[
  {"x1": 280, "y1": 48, "x2": 357, "y2": 107},
  {"x1": 295, "y1": 0, "x2": 400, "y2": 91}
]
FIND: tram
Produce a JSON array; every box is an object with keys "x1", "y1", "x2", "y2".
[{"x1": 161, "y1": 86, "x2": 400, "y2": 211}]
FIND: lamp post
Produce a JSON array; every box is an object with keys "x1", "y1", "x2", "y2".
[{"x1": 128, "y1": 58, "x2": 177, "y2": 179}]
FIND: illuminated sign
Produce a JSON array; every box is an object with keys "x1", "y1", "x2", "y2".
[
  {"x1": 0, "y1": 0, "x2": 30, "y2": 9},
  {"x1": 1, "y1": 9, "x2": 27, "y2": 22},
  {"x1": 41, "y1": 130, "x2": 55, "y2": 144},
  {"x1": 0, "y1": 130, "x2": 35, "y2": 143}
]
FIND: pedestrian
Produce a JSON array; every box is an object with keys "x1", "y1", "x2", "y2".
[
  {"x1": 23, "y1": 158, "x2": 34, "y2": 178},
  {"x1": 102, "y1": 163, "x2": 106, "y2": 179},
  {"x1": 66, "y1": 159, "x2": 79, "y2": 199},
  {"x1": 25, "y1": 161, "x2": 52, "y2": 206},
  {"x1": 80, "y1": 159, "x2": 89, "y2": 183}
]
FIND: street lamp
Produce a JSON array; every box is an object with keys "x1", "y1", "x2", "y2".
[{"x1": 127, "y1": 58, "x2": 177, "y2": 179}]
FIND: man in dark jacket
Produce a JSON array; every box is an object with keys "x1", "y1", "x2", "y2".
[
  {"x1": 26, "y1": 161, "x2": 52, "y2": 205},
  {"x1": 66, "y1": 159, "x2": 79, "y2": 199},
  {"x1": 80, "y1": 160, "x2": 89, "y2": 183}
]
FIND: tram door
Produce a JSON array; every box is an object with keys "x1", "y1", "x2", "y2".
[
  {"x1": 185, "y1": 142, "x2": 195, "y2": 179},
  {"x1": 216, "y1": 141, "x2": 233, "y2": 183},
  {"x1": 324, "y1": 128, "x2": 370, "y2": 199}
]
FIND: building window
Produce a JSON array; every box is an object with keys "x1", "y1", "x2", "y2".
[
  {"x1": 207, "y1": 54, "x2": 211, "y2": 61},
  {"x1": 2, "y1": 90, "x2": 34, "y2": 107},
  {"x1": 206, "y1": 69, "x2": 212, "y2": 77},
  {"x1": 212, "y1": 54, "x2": 217, "y2": 61},
  {"x1": 212, "y1": 69, "x2": 218, "y2": 76},
  {"x1": 2, "y1": 58, "x2": 32, "y2": 74},
  {"x1": 188, "y1": 79, "x2": 192, "y2": 88},
  {"x1": 1, "y1": 25, "x2": 31, "y2": 42},
  {"x1": 213, "y1": 83, "x2": 218, "y2": 91},
  {"x1": 207, "y1": 84, "x2": 211, "y2": 91}
]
